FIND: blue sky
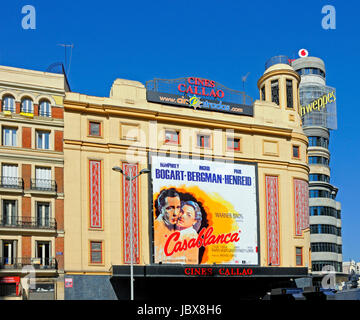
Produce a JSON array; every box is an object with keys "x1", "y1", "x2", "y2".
[{"x1": 1, "y1": 1, "x2": 359, "y2": 261}]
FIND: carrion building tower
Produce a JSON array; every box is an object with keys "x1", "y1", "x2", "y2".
[{"x1": 292, "y1": 56, "x2": 342, "y2": 276}]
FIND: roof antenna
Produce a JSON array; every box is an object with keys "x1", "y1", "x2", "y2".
[
  {"x1": 241, "y1": 72, "x2": 250, "y2": 92},
  {"x1": 57, "y1": 43, "x2": 74, "y2": 77}
]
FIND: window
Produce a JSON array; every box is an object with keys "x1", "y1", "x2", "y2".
[
  {"x1": 227, "y1": 137, "x2": 240, "y2": 151},
  {"x1": 296, "y1": 247, "x2": 303, "y2": 266},
  {"x1": 292, "y1": 145, "x2": 300, "y2": 158},
  {"x1": 296, "y1": 68, "x2": 325, "y2": 78},
  {"x1": 1, "y1": 164, "x2": 18, "y2": 187},
  {"x1": 312, "y1": 261, "x2": 342, "y2": 272},
  {"x1": 310, "y1": 206, "x2": 339, "y2": 218},
  {"x1": 36, "y1": 131, "x2": 50, "y2": 149},
  {"x1": 197, "y1": 134, "x2": 210, "y2": 148},
  {"x1": 2, "y1": 127, "x2": 17, "y2": 147},
  {"x1": 310, "y1": 224, "x2": 341, "y2": 236},
  {"x1": 36, "y1": 202, "x2": 50, "y2": 227},
  {"x1": 271, "y1": 80, "x2": 279, "y2": 105},
  {"x1": 39, "y1": 100, "x2": 51, "y2": 117},
  {"x1": 89, "y1": 121, "x2": 101, "y2": 137},
  {"x1": 36, "y1": 241, "x2": 51, "y2": 266},
  {"x1": 261, "y1": 86, "x2": 266, "y2": 101},
  {"x1": 0, "y1": 283, "x2": 17, "y2": 297},
  {"x1": 309, "y1": 190, "x2": 335, "y2": 199},
  {"x1": 165, "y1": 130, "x2": 179, "y2": 144},
  {"x1": 308, "y1": 156, "x2": 329, "y2": 166},
  {"x1": 308, "y1": 136, "x2": 329, "y2": 148},
  {"x1": 286, "y1": 80, "x2": 293, "y2": 108},
  {"x1": 1, "y1": 240, "x2": 17, "y2": 265},
  {"x1": 311, "y1": 243, "x2": 342, "y2": 254},
  {"x1": 2, "y1": 96, "x2": 15, "y2": 113},
  {"x1": 90, "y1": 241, "x2": 103, "y2": 264},
  {"x1": 35, "y1": 167, "x2": 52, "y2": 190},
  {"x1": 309, "y1": 174, "x2": 330, "y2": 183},
  {"x1": 21, "y1": 98, "x2": 33, "y2": 114},
  {"x1": 1, "y1": 200, "x2": 17, "y2": 226}
]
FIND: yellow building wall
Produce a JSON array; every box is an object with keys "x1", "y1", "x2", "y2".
[{"x1": 64, "y1": 65, "x2": 310, "y2": 274}]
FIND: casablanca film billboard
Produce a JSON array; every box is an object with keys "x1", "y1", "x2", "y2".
[{"x1": 151, "y1": 155, "x2": 259, "y2": 265}]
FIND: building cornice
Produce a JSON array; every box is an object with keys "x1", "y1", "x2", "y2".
[{"x1": 257, "y1": 69, "x2": 301, "y2": 89}]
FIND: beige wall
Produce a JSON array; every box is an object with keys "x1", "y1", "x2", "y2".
[{"x1": 64, "y1": 66, "x2": 310, "y2": 274}]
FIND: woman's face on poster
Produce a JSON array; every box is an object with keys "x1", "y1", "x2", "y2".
[{"x1": 178, "y1": 204, "x2": 197, "y2": 229}]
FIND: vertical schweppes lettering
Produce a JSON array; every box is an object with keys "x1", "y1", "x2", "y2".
[{"x1": 300, "y1": 90, "x2": 336, "y2": 116}]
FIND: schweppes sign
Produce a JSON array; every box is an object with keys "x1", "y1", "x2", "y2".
[{"x1": 300, "y1": 90, "x2": 336, "y2": 116}]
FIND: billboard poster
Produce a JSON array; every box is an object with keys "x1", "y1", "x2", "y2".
[{"x1": 151, "y1": 155, "x2": 258, "y2": 265}]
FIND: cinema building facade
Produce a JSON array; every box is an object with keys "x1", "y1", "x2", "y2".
[{"x1": 62, "y1": 58, "x2": 311, "y2": 300}]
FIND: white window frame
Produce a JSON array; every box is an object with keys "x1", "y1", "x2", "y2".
[
  {"x1": 21, "y1": 98, "x2": 34, "y2": 114},
  {"x1": 2, "y1": 127, "x2": 17, "y2": 147},
  {"x1": 36, "y1": 202, "x2": 51, "y2": 227},
  {"x1": 1, "y1": 164, "x2": 18, "y2": 186},
  {"x1": 35, "y1": 167, "x2": 52, "y2": 189},
  {"x1": 39, "y1": 100, "x2": 51, "y2": 117},
  {"x1": 3, "y1": 96, "x2": 15, "y2": 113},
  {"x1": 36, "y1": 130, "x2": 50, "y2": 150}
]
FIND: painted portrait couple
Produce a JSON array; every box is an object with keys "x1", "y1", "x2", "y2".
[{"x1": 153, "y1": 187, "x2": 208, "y2": 264}]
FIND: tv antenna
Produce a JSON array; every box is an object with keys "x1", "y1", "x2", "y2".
[
  {"x1": 241, "y1": 72, "x2": 250, "y2": 92},
  {"x1": 57, "y1": 43, "x2": 74, "y2": 77}
]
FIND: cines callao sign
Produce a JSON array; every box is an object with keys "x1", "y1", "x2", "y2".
[{"x1": 146, "y1": 77, "x2": 254, "y2": 116}]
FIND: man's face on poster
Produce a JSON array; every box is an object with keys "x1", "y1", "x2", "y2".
[{"x1": 163, "y1": 196, "x2": 181, "y2": 225}]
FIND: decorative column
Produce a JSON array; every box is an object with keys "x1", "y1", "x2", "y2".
[
  {"x1": 265, "y1": 175, "x2": 280, "y2": 266},
  {"x1": 122, "y1": 163, "x2": 140, "y2": 264}
]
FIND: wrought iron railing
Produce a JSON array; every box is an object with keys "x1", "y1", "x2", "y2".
[
  {"x1": 0, "y1": 177, "x2": 24, "y2": 189},
  {"x1": 0, "y1": 257, "x2": 58, "y2": 270},
  {"x1": 30, "y1": 179, "x2": 57, "y2": 192},
  {"x1": 0, "y1": 217, "x2": 57, "y2": 230}
]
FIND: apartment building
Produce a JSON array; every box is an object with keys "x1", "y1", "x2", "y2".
[{"x1": 0, "y1": 65, "x2": 68, "y2": 299}]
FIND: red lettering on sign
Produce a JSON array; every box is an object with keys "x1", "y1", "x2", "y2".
[
  {"x1": 178, "y1": 83, "x2": 186, "y2": 92},
  {"x1": 188, "y1": 77, "x2": 195, "y2": 85},
  {"x1": 164, "y1": 226, "x2": 241, "y2": 256},
  {"x1": 178, "y1": 78, "x2": 223, "y2": 98}
]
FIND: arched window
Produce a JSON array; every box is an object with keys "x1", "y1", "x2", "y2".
[
  {"x1": 2, "y1": 95, "x2": 15, "y2": 113},
  {"x1": 21, "y1": 98, "x2": 34, "y2": 114},
  {"x1": 39, "y1": 100, "x2": 51, "y2": 117}
]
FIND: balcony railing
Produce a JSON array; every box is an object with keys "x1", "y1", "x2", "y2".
[
  {"x1": 30, "y1": 179, "x2": 57, "y2": 192},
  {"x1": 0, "y1": 257, "x2": 58, "y2": 270},
  {"x1": 0, "y1": 217, "x2": 57, "y2": 230},
  {"x1": 0, "y1": 177, "x2": 24, "y2": 190}
]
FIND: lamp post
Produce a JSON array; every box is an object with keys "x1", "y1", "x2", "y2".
[{"x1": 112, "y1": 166, "x2": 150, "y2": 300}]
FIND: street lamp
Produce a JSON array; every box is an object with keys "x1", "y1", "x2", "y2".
[{"x1": 112, "y1": 166, "x2": 150, "y2": 300}]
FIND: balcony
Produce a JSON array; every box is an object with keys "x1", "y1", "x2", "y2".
[
  {"x1": 0, "y1": 177, "x2": 24, "y2": 192},
  {"x1": 0, "y1": 257, "x2": 57, "y2": 271},
  {"x1": 30, "y1": 179, "x2": 57, "y2": 195},
  {"x1": 0, "y1": 217, "x2": 57, "y2": 230}
]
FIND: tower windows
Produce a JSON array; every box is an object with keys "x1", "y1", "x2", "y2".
[
  {"x1": 286, "y1": 79, "x2": 293, "y2": 108},
  {"x1": 271, "y1": 80, "x2": 279, "y2": 105}
]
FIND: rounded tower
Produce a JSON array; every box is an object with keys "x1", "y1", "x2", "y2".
[{"x1": 292, "y1": 56, "x2": 342, "y2": 277}]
